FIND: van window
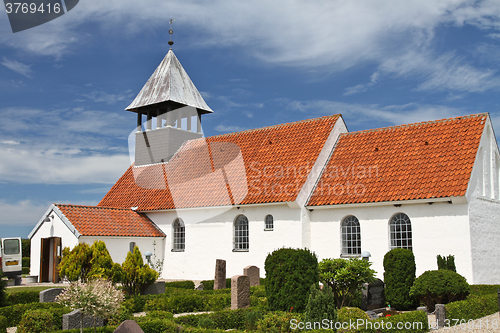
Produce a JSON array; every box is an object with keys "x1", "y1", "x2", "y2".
[{"x1": 4, "y1": 239, "x2": 20, "y2": 255}]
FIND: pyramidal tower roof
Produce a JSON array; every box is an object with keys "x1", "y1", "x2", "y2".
[{"x1": 126, "y1": 49, "x2": 213, "y2": 114}]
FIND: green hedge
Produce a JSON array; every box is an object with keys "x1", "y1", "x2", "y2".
[
  {"x1": 0, "y1": 302, "x2": 72, "y2": 329},
  {"x1": 383, "y1": 248, "x2": 418, "y2": 310},
  {"x1": 336, "y1": 307, "x2": 427, "y2": 333},
  {"x1": 175, "y1": 308, "x2": 265, "y2": 331},
  {"x1": 446, "y1": 293, "x2": 498, "y2": 322},
  {"x1": 5, "y1": 290, "x2": 39, "y2": 306},
  {"x1": 200, "y1": 279, "x2": 231, "y2": 290},
  {"x1": 21, "y1": 257, "x2": 30, "y2": 268},
  {"x1": 165, "y1": 280, "x2": 195, "y2": 290},
  {"x1": 144, "y1": 293, "x2": 231, "y2": 313},
  {"x1": 469, "y1": 285, "x2": 500, "y2": 297},
  {"x1": 0, "y1": 315, "x2": 6, "y2": 333}
]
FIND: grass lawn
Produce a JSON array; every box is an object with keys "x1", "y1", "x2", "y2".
[{"x1": 5, "y1": 286, "x2": 64, "y2": 294}]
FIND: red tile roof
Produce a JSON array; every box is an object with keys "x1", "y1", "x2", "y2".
[
  {"x1": 98, "y1": 115, "x2": 341, "y2": 210},
  {"x1": 307, "y1": 114, "x2": 487, "y2": 206},
  {"x1": 56, "y1": 204, "x2": 165, "y2": 237}
]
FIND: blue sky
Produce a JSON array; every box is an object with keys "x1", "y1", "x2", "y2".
[{"x1": 1, "y1": 0, "x2": 500, "y2": 238}]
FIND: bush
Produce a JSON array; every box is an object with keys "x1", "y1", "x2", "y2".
[
  {"x1": 336, "y1": 307, "x2": 371, "y2": 333},
  {"x1": 122, "y1": 246, "x2": 158, "y2": 296},
  {"x1": 0, "y1": 270, "x2": 6, "y2": 307},
  {"x1": 144, "y1": 293, "x2": 231, "y2": 313},
  {"x1": 121, "y1": 295, "x2": 147, "y2": 313},
  {"x1": 445, "y1": 293, "x2": 498, "y2": 322},
  {"x1": 165, "y1": 280, "x2": 195, "y2": 289},
  {"x1": 22, "y1": 257, "x2": 30, "y2": 268},
  {"x1": 468, "y1": 284, "x2": 500, "y2": 297},
  {"x1": 0, "y1": 315, "x2": 6, "y2": 333},
  {"x1": 21, "y1": 239, "x2": 30, "y2": 259},
  {"x1": 21, "y1": 267, "x2": 29, "y2": 275},
  {"x1": 319, "y1": 258, "x2": 376, "y2": 308},
  {"x1": 59, "y1": 241, "x2": 122, "y2": 283},
  {"x1": 257, "y1": 311, "x2": 305, "y2": 333},
  {"x1": 374, "y1": 310, "x2": 428, "y2": 333},
  {"x1": 139, "y1": 319, "x2": 178, "y2": 333},
  {"x1": 200, "y1": 279, "x2": 231, "y2": 290},
  {"x1": 0, "y1": 302, "x2": 69, "y2": 327},
  {"x1": 305, "y1": 284, "x2": 337, "y2": 325},
  {"x1": 17, "y1": 309, "x2": 53, "y2": 333},
  {"x1": 5, "y1": 290, "x2": 39, "y2": 305},
  {"x1": 265, "y1": 248, "x2": 319, "y2": 312},
  {"x1": 437, "y1": 255, "x2": 456, "y2": 272},
  {"x1": 383, "y1": 248, "x2": 418, "y2": 310},
  {"x1": 410, "y1": 270, "x2": 469, "y2": 311}
]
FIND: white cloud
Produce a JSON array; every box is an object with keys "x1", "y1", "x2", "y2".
[
  {"x1": 0, "y1": 200, "x2": 49, "y2": 226},
  {"x1": 284, "y1": 99, "x2": 461, "y2": 127},
  {"x1": 83, "y1": 91, "x2": 132, "y2": 105},
  {"x1": 344, "y1": 84, "x2": 369, "y2": 96},
  {"x1": 0, "y1": 146, "x2": 130, "y2": 184},
  {"x1": 214, "y1": 124, "x2": 246, "y2": 132},
  {"x1": 1, "y1": 57, "x2": 32, "y2": 77},
  {"x1": 379, "y1": 51, "x2": 500, "y2": 92},
  {"x1": 1, "y1": 140, "x2": 20, "y2": 145}
]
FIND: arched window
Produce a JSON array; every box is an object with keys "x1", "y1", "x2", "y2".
[
  {"x1": 389, "y1": 213, "x2": 412, "y2": 250},
  {"x1": 234, "y1": 215, "x2": 249, "y2": 251},
  {"x1": 172, "y1": 218, "x2": 185, "y2": 251},
  {"x1": 341, "y1": 215, "x2": 361, "y2": 256},
  {"x1": 265, "y1": 214, "x2": 274, "y2": 230}
]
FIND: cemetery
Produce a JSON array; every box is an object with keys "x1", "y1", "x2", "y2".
[{"x1": 1, "y1": 243, "x2": 499, "y2": 332}]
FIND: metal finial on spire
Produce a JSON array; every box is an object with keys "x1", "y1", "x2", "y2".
[{"x1": 168, "y1": 18, "x2": 175, "y2": 48}]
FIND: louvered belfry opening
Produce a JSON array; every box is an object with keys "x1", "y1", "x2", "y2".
[{"x1": 126, "y1": 50, "x2": 213, "y2": 166}]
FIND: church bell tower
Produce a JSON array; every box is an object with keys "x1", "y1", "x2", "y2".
[{"x1": 126, "y1": 28, "x2": 213, "y2": 166}]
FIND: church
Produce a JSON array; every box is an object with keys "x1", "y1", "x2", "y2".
[{"x1": 29, "y1": 47, "x2": 500, "y2": 285}]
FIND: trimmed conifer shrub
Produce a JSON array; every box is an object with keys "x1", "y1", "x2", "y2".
[
  {"x1": 409, "y1": 270, "x2": 469, "y2": 311},
  {"x1": 437, "y1": 254, "x2": 456, "y2": 272},
  {"x1": 17, "y1": 309, "x2": 53, "y2": 333},
  {"x1": 264, "y1": 247, "x2": 319, "y2": 312},
  {"x1": 383, "y1": 248, "x2": 418, "y2": 310},
  {"x1": 305, "y1": 284, "x2": 337, "y2": 324}
]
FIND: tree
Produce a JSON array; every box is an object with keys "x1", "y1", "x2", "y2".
[
  {"x1": 57, "y1": 279, "x2": 124, "y2": 333},
  {"x1": 384, "y1": 248, "x2": 418, "y2": 310},
  {"x1": 305, "y1": 284, "x2": 337, "y2": 324},
  {"x1": 437, "y1": 255, "x2": 456, "y2": 272},
  {"x1": 58, "y1": 241, "x2": 122, "y2": 282},
  {"x1": 318, "y1": 258, "x2": 376, "y2": 308},
  {"x1": 121, "y1": 246, "x2": 158, "y2": 296},
  {"x1": 265, "y1": 248, "x2": 319, "y2": 312}
]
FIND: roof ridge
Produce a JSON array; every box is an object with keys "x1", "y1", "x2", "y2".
[
  {"x1": 340, "y1": 113, "x2": 488, "y2": 136},
  {"x1": 55, "y1": 203, "x2": 134, "y2": 211},
  {"x1": 207, "y1": 114, "x2": 341, "y2": 139}
]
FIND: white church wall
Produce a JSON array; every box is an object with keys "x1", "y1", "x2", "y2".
[
  {"x1": 147, "y1": 204, "x2": 302, "y2": 280},
  {"x1": 78, "y1": 236, "x2": 165, "y2": 267},
  {"x1": 467, "y1": 118, "x2": 500, "y2": 284},
  {"x1": 30, "y1": 211, "x2": 79, "y2": 277},
  {"x1": 309, "y1": 201, "x2": 472, "y2": 282}
]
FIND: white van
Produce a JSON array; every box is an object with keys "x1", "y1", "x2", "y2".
[{"x1": 1, "y1": 237, "x2": 22, "y2": 277}]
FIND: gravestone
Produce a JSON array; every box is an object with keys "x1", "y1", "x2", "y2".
[
  {"x1": 435, "y1": 304, "x2": 446, "y2": 328},
  {"x1": 196, "y1": 282, "x2": 204, "y2": 290},
  {"x1": 361, "y1": 279, "x2": 385, "y2": 311},
  {"x1": 39, "y1": 288, "x2": 64, "y2": 303},
  {"x1": 365, "y1": 311, "x2": 378, "y2": 320},
  {"x1": 62, "y1": 309, "x2": 104, "y2": 330},
  {"x1": 417, "y1": 306, "x2": 427, "y2": 313},
  {"x1": 243, "y1": 265, "x2": 260, "y2": 286},
  {"x1": 114, "y1": 320, "x2": 144, "y2": 333},
  {"x1": 231, "y1": 275, "x2": 250, "y2": 309},
  {"x1": 143, "y1": 281, "x2": 165, "y2": 295},
  {"x1": 214, "y1": 259, "x2": 226, "y2": 290}
]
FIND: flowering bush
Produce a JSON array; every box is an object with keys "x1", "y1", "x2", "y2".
[{"x1": 56, "y1": 279, "x2": 124, "y2": 333}]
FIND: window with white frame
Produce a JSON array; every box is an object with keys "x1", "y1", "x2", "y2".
[
  {"x1": 341, "y1": 215, "x2": 361, "y2": 256},
  {"x1": 234, "y1": 215, "x2": 249, "y2": 251},
  {"x1": 265, "y1": 214, "x2": 274, "y2": 230},
  {"x1": 389, "y1": 213, "x2": 412, "y2": 250},
  {"x1": 129, "y1": 242, "x2": 136, "y2": 253},
  {"x1": 172, "y1": 218, "x2": 185, "y2": 251}
]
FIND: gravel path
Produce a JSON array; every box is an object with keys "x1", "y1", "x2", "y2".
[{"x1": 431, "y1": 312, "x2": 500, "y2": 332}]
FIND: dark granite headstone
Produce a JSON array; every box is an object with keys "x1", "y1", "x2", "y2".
[
  {"x1": 143, "y1": 281, "x2": 165, "y2": 295},
  {"x1": 39, "y1": 288, "x2": 64, "y2": 303},
  {"x1": 62, "y1": 309, "x2": 104, "y2": 330},
  {"x1": 214, "y1": 259, "x2": 226, "y2": 290}
]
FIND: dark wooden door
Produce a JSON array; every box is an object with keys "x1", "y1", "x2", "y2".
[{"x1": 39, "y1": 238, "x2": 50, "y2": 282}]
